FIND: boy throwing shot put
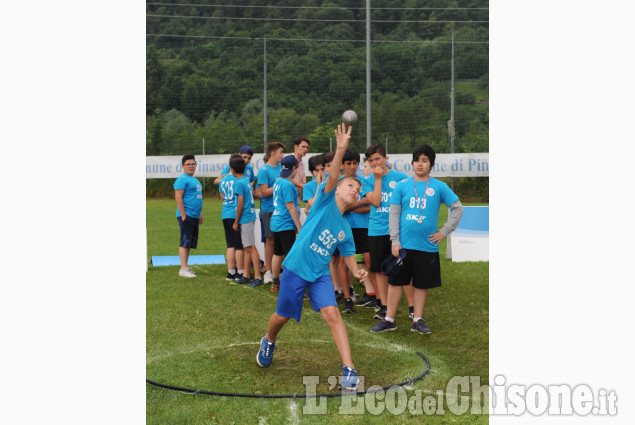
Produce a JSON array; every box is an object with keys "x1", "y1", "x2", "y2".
[
  {"x1": 371, "y1": 145, "x2": 463, "y2": 334},
  {"x1": 256, "y1": 123, "x2": 367, "y2": 391}
]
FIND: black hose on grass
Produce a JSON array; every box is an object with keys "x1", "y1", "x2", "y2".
[{"x1": 146, "y1": 350, "x2": 431, "y2": 399}]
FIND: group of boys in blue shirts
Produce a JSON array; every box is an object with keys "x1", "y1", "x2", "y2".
[{"x1": 174, "y1": 125, "x2": 463, "y2": 392}]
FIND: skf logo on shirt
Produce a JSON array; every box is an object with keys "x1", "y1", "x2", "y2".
[{"x1": 338, "y1": 231, "x2": 345, "y2": 241}]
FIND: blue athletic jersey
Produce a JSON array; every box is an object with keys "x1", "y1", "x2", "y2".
[
  {"x1": 222, "y1": 163, "x2": 255, "y2": 183},
  {"x1": 271, "y1": 178, "x2": 300, "y2": 232},
  {"x1": 302, "y1": 177, "x2": 317, "y2": 202},
  {"x1": 219, "y1": 173, "x2": 238, "y2": 220},
  {"x1": 283, "y1": 184, "x2": 355, "y2": 282},
  {"x1": 344, "y1": 192, "x2": 369, "y2": 229},
  {"x1": 173, "y1": 173, "x2": 203, "y2": 218},
  {"x1": 391, "y1": 177, "x2": 459, "y2": 253},
  {"x1": 362, "y1": 170, "x2": 408, "y2": 236},
  {"x1": 257, "y1": 163, "x2": 282, "y2": 212},
  {"x1": 235, "y1": 176, "x2": 257, "y2": 224}
]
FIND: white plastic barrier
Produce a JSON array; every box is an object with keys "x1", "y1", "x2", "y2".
[{"x1": 446, "y1": 206, "x2": 489, "y2": 262}]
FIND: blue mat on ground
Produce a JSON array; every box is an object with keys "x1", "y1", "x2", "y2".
[{"x1": 151, "y1": 255, "x2": 226, "y2": 267}]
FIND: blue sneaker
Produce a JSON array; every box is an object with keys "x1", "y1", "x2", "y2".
[
  {"x1": 248, "y1": 278, "x2": 264, "y2": 288},
  {"x1": 341, "y1": 366, "x2": 358, "y2": 390},
  {"x1": 411, "y1": 318, "x2": 432, "y2": 334},
  {"x1": 370, "y1": 319, "x2": 397, "y2": 333},
  {"x1": 256, "y1": 336, "x2": 276, "y2": 367},
  {"x1": 233, "y1": 276, "x2": 251, "y2": 285}
]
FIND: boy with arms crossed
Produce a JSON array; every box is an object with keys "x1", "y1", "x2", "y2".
[
  {"x1": 371, "y1": 145, "x2": 462, "y2": 333},
  {"x1": 269, "y1": 155, "x2": 302, "y2": 291},
  {"x1": 256, "y1": 123, "x2": 367, "y2": 391},
  {"x1": 257, "y1": 142, "x2": 285, "y2": 284},
  {"x1": 339, "y1": 148, "x2": 371, "y2": 314}
]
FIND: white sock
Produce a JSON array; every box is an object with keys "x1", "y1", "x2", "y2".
[
  {"x1": 413, "y1": 316, "x2": 423, "y2": 322},
  {"x1": 385, "y1": 316, "x2": 395, "y2": 323},
  {"x1": 228, "y1": 268, "x2": 236, "y2": 274}
]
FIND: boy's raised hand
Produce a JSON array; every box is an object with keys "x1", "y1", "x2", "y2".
[{"x1": 334, "y1": 123, "x2": 352, "y2": 150}]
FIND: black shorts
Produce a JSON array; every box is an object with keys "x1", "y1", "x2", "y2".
[
  {"x1": 222, "y1": 218, "x2": 243, "y2": 250},
  {"x1": 368, "y1": 235, "x2": 391, "y2": 273},
  {"x1": 177, "y1": 215, "x2": 199, "y2": 249},
  {"x1": 388, "y1": 249, "x2": 441, "y2": 290},
  {"x1": 273, "y1": 230, "x2": 296, "y2": 256},
  {"x1": 352, "y1": 227, "x2": 369, "y2": 254}
]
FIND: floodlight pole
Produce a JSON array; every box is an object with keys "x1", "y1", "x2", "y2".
[
  {"x1": 450, "y1": 30, "x2": 456, "y2": 191},
  {"x1": 263, "y1": 36, "x2": 268, "y2": 152},
  {"x1": 366, "y1": 0, "x2": 371, "y2": 147}
]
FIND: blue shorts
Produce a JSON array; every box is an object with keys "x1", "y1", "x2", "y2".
[
  {"x1": 177, "y1": 216, "x2": 199, "y2": 249},
  {"x1": 275, "y1": 269, "x2": 337, "y2": 322}
]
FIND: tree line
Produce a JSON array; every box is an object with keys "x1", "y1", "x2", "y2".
[{"x1": 146, "y1": 0, "x2": 489, "y2": 156}]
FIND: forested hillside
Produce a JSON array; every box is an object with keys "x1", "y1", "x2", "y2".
[{"x1": 146, "y1": 1, "x2": 489, "y2": 155}]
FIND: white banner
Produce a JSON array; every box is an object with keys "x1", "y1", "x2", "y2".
[{"x1": 146, "y1": 152, "x2": 489, "y2": 179}]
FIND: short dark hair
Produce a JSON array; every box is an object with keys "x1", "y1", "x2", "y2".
[
  {"x1": 266, "y1": 142, "x2": 285, "y2": 157},
  {"x1": 412, "y1": 144, "x2": 436, "y2": 167},
  {"x1": 229, "y1": 154, "x2": 246, "y2": 174},
  {"x1": 365, "y1": 144, "x2": 386, "y2": 158},
  {"x1": 343, "y1": 148, "x2": 360, "y2": 163},
  {"x1": 293, "y1": 136, "x2": 310, "y2": 146},
  {"x1": 322, "y1": 152, "x2": 335, "y2": 165},
  {"x1": 181, "y1": 154, "x2": 195, "y2": 165},
  {"x1": 308, "y1": 154, "x2": 325, "y2": 172}
]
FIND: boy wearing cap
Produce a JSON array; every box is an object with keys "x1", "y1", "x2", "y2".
[
  {"x1": 269, "y1": 155, "x2": 302, "y2": 291},
  {"x1": 371, "y1": 144, "x2": 463, "y2": 334},
  {"x1": 256, "y1": 123, "x2": 367, "y2": 391},
  {"x1": 257, "y1": 142, "x2": 285, "y2": 285},
  {"x1": 233, "y1": 156, "x2": 263, "y2": 287},
  {"x1": 214, "y1": 145, "x2": 256, "y2": 185}
]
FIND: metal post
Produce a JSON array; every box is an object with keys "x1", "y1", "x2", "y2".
[
  {"x1": 329, "y1": 137, "x2": 332, "y2": 152},
  {"x1": 202, "y1": 137, "x2": 205, "y2": 187},
  {"x1": 450, "y1": 30, "x2": 456, "y2": 191},
  {"x1": 366, "y1": 0, "x2": 371, "y2": 147},
  {"x1": 385, "y1": 137, "x2": 388, "y2": 155},
  {"x1": 263, "y1": 36, "x2": 268, "y2": 152}
]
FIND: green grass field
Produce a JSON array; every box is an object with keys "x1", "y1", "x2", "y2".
[{"x1": 147, "y1": 197, "x2": 489, "y2": 424}]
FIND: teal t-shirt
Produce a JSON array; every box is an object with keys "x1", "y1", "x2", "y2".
[
  {"x1": 390, "y1": 177, "x2": 459, "y2": 253},
  {"x1": 219, "y1": 173, "x2": 238, "y2": 220},
  {"x1": 282, "y1": 183, "x2": 355, "y2": 282},
  {"x1": 271, "y1": 178, "x2": 300, "y2": 232},
  {"x1": 235, "y1": 176, "x2": 257, "y2": 224},
  {"x1": 361, "y1": 170, "x2": 408, "y2": 236},
  {"x1": 173, "y1": 173, "x2": 203, "y2": 218},
  {"x1": 257, "y1": 163, "x2": 281, "y2": 212},
  {"x1": 222, "y1": 163, "x2": 255, "y2": 183}
]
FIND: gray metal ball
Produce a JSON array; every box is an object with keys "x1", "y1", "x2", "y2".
[{"x1": 342, "y1": 110, "x2": 358, "y2": 125}]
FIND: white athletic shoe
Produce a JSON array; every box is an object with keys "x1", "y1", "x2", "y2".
[
  {"x1": 179, "y1": 268, "x2": 196, "y2": 278},
  {"x1": 264, "y1": 270, "x2": 273, "y2": 284}
]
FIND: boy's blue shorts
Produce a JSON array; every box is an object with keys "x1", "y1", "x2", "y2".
[{"x1": 275, "y1": 268, "x2": 337, "y2": 322}]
